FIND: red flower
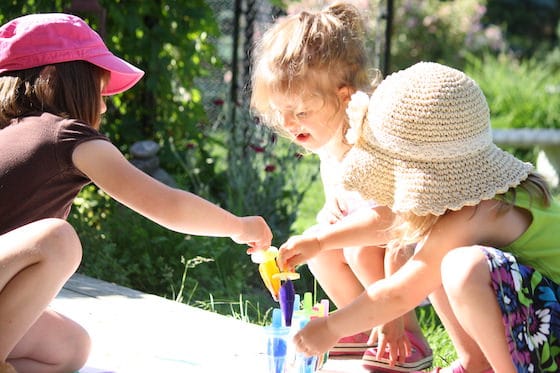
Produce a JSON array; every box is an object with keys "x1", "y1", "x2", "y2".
[
  {"x1": 250, "y1": 144, "x2": 265, "y2": 153},
  {"x1": 212, "y1": 98, "x2": 224, "y2": 106},
  {"x1": 264, "y1": 164, "x2": 276, "y2": 172}
]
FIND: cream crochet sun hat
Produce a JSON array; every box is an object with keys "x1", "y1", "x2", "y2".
[{"x1": 342, "y1": 62, "x2": 534, "y2": 216}]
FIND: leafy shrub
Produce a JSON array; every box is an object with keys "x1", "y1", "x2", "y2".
[
  {"x1": 465, "y1": 53, "x2": 560, "y2": 163},
  {"x1": 466, "y1": 54, "x2": 560, "y2": 131}
]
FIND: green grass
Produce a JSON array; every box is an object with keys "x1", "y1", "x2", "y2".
[{"x1": 416, "y1": 305, "x2": 456, "y2": 367}]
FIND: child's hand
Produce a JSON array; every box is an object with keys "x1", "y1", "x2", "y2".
[
  {"x1": 293, "y1": 316, "x2": 339, "y2": 357},
  {"x1": 369, "y1": 318, "x2": 411, "y2": 367},
  {"x1": 277, "y1": 234, "x2": 321, "y2": 271},
  {"x1": 232, "y1": 216, "x2": 272, "y2": 251}
]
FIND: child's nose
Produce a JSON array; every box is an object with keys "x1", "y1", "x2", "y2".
[{"x1": 281, "y1": 113, "x2": 297, "y2": 130}]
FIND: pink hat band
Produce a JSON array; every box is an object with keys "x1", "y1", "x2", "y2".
[{"x1": 0, "y1": 13, "x2": 144, "y2": 95}]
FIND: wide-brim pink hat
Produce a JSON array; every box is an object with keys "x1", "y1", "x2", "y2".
[{"x1": 0, "y1": 13, "x2": 144, "y2": 95}]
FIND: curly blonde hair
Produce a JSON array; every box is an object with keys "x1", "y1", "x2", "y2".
[{"x1": 250, "y1": 2, "x2": 380, "y2": 136}]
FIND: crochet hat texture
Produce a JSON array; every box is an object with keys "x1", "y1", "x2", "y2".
[
  {"x1": 342, "y1": 62, "x2": 533, "y2": 216},
  {"x1": 0, "y1": 13, "x2": 143, "y2": 95}
]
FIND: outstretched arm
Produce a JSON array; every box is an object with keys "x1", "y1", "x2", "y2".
[
  {"x1": 278, "y1": 205, "x2": 394, "y2": 270},
  {"x1": 72, "y1": 140, "x2": 272, "y2": 250}
]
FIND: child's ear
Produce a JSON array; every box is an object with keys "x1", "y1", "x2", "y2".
[{"x1": 337, "y1": 86, "x2": 353, "y2": 104}]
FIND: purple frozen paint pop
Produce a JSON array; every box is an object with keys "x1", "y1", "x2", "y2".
[{"x1": 279, "y1": 279, "x2": 295, "y2": 327}]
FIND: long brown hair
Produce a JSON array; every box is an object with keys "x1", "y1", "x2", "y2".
[{"x1": 0, "y1": 61, "x2": 109, "y2": 129}]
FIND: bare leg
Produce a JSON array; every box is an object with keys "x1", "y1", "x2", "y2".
[
  {"x1": 382, "y1": 244, "x2": 430, "y2": 350},
  {"x1": 434, "y1": 246, "x2": 516, "y2": 372},
  {"x1": 343, "y1": 245, "x2": 386, "y2": 292},
  {"x1": 307, "y1": 246, "x2": 384, "y2": 307},
  {"x1": 430, "y1": 286, "x2": 490, "y2": 372},
  {"x1": 9, "y1": 309, "x2": 90, "y2": 373},
  {"x1": 0, "y1": 219, "x2": 90, "y2": 372}
]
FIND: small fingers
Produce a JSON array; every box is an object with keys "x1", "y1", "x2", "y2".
[
  {"x1": 376, "y1": 338, "x2": 387, "y2": 361},
  {"x1": 368, "y1": 329, "x2": 378, "y2": 346},
  {"x1": 397, "y1": 339, "x2": 407, "y2": 364},
  {"x1": 282, "y1": 254, "x2": 302, "y2": 272},
  {"x1": 402, "y1": 335, "x2": 412, "y2": 360},
  {"x1": 278, "y1": 242, "x2": 306, "y2": 271},
  {"x1": 276, "y1": 251, "x2": 294, "y2": 272},
  {"x1": 294, "y1": 334, "x2": 313, "y2": 356}
]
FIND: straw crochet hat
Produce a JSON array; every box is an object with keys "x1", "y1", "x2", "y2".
[{"x1": 342, "y1": 62, "x2": 533, "y2": 216}]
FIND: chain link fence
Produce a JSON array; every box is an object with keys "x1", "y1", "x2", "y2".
[{"x1": 196, "y1": 0, "x2": 285, "y2": 124}]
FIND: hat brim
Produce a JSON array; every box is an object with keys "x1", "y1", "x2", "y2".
[
  {"x1": 88, "y1": 52, "x2": 144, "y2": 95},
  {"x1": 342, "y1": 134, "x2": 534, "y2": 216}
]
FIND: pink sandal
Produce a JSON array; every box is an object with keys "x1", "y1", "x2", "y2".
[
  {"x1": 362, "y1": 331, "x2": 433, "y2": 372},
  {"x1": 330, "y1": 331, "x2": 373, "y2": 356}
]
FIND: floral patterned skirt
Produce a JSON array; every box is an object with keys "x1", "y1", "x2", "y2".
[{"x1": 483, "y1": 247, "x2": 560, "y2": 372}]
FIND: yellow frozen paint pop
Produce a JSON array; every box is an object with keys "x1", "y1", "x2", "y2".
[
  {"x1": 259, "y1": 258, "x2": 281, "y2": 301},
  {"x1": 252, "y1": 247, "x2": 299, "y2": 301},
  {"x1": 252, "y1": 247, "x2": 281, "y2": 300}
]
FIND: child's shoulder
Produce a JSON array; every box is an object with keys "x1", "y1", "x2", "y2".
[
  {"x1": 442, "y1": 200, "x2": 531, "y2": 248},
  {"x1": 3, "y1": 113, "x2": 109, "y2": 154}
]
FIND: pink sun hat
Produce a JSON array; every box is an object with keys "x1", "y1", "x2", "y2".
[{"x1": 0, "y1": 13, "x2": 144, "y2": 95}]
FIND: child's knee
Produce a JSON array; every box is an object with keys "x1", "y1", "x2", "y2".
[
  {"x1": 66, "y1": 324, "x2": 91, "y2": 372},
  {"x1": 441, "y1": 246, "x2": 489, "y2": 296},
  {"x1": 342, "y1": 245, "x2": 384, "y2": 266},
  {"x1": 39, "y1": 218, "x2": 82, "y2": 271},
  {"x1": 52, "y1": 318, "x2": 91, "y2": 373}
]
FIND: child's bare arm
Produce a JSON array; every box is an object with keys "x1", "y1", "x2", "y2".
[
  {"x1": 278, "y1": 205, "x2": 394, "y2": 270},
  {"x1": 73, "y1": 139, "x2": 272, "y2": 249}
]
